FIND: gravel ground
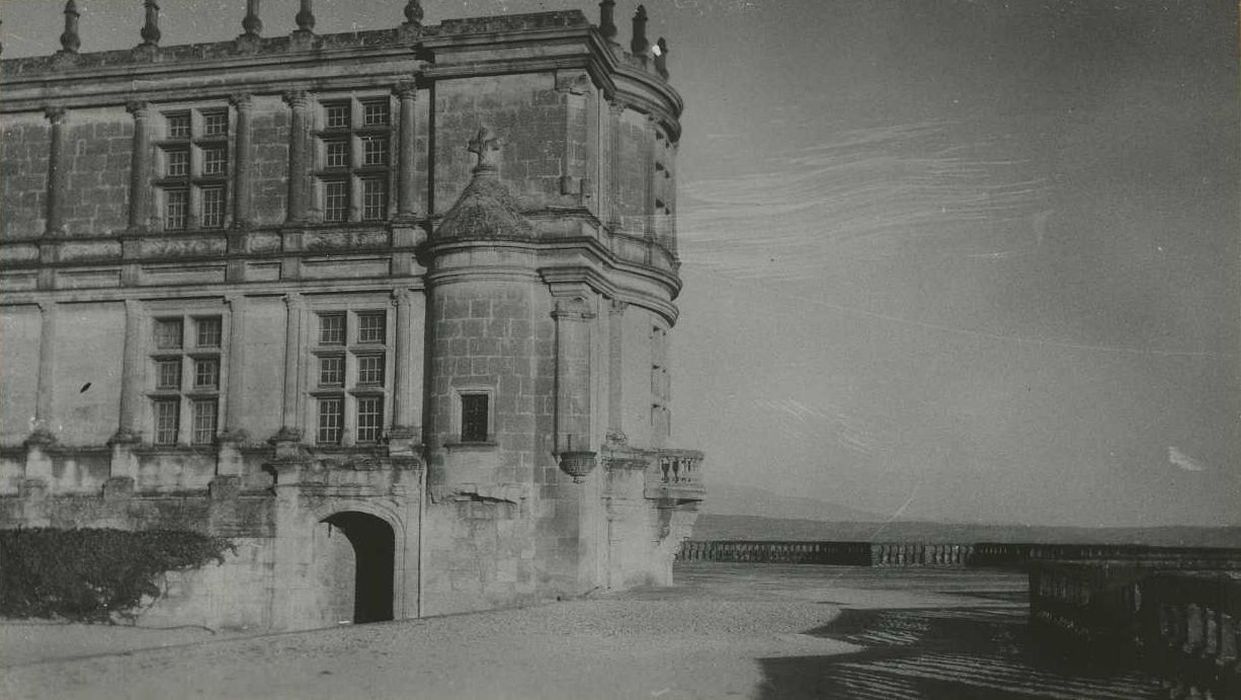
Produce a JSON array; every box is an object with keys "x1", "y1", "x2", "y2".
[
  {"x1": 1, "y1": 565, "x2": 1035, "y2": 700},
  {"x1": 0, "y1": 594, "x2": 849, "y2": 699}
]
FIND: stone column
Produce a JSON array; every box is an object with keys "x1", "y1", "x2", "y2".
[
  {"x1": 283, "y1": 90, "x2": 311, "y2": 224},
  {"x1": 606, "y1": 300, "x2": 626, "y2": 444},
  {"x1": 230, "y1": 93, "x2": 254, "y2": 227},
  {"x1": 395, "y1": 80, "x2": 418, "y2": 220},
  {"x1": 44, "y1": 107, "x2": 68, "y2": 236},
  {"x1": 276, "y1": 292, "x2": 305, "y2": 440},
  {"x1": 389, "y1": 289, "x2": 417, "y2": 455},
  {"x1": 126, "y1": 101, "x2": 152, "y2": 231},
  {"x1": 108, "y1": 299, "x2": 144, "y2": 488}
]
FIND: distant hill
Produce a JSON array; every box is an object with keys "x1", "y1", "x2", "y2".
[
  {"x1": 700, "y1": 482, "x2": 885, "y2": 522},
  {"x1": 692, "y1": 514, "x2": 1241, "y2": 549}
]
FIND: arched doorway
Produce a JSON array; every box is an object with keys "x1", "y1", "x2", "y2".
[{"x1": 321, "y1": 511, "x2": 395, "y2": 623}]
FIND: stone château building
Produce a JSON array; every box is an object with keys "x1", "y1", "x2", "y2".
[{"x1": 0, "y1": 1, "x2": 704, "y2": 631}]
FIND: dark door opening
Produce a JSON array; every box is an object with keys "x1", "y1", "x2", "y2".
[{"x1": 322, "y1": 511, "x2": 395, "y2": 623}]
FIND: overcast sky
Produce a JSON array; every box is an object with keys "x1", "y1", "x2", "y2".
[{"x1": 4, "y1": 1, "x2": 1237, "y2": 526}]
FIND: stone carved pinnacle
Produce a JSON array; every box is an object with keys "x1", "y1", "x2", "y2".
[
  {"x1": 241, "y1": 0, "x2": 263, "y2": 38},
  {"x1": 140, "y1": 0, "x2": 161, "y2": 47},
  {"x1": 655, "y1": 37, "x2": 669, "y2": 79},
  {"x1": 60, "y1": 1, "x2": 81, "y2": 55},
  {"x1": 295, "y1": 0, "x2": 315, "y2": 34},
  {"x1": 404, "y1": 0, "x2": 424, "y2": 27},
  {"x1": 631, "y1": 5, "x2": 648, "y2": 56},
  {"x1": 598, "y1": 0, "x2": 617, "y2": 41},
  {"x1": 467, "y1": 127, "x2": 504, "y2": 173}
]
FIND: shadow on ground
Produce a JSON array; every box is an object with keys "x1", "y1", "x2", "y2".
[{"x1": 756, "y1": 607, "x2": 1162, "y2": 699}]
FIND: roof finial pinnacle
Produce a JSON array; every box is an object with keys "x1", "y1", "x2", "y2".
[
  {"x1": 59, "y1": 1, "x2": 81, "y2": 55},
  {"x1": 467, "y1": 127, "x2": 504, "y2": 174},
  {"x1": 598, "y1": 0, "x2": 617, "y2": 42},
  {"x1": 295, "y1": 0, "x2": 316, "y2": 34},
  {"x1": 630, "y1": 5, "x2": 649, "y2": 57},
  {"x1": 404, "y1": 0, "x2": 424, "y2": 27},
  {"x1": 241, "y1": 0, "x2": 263, "y2": 38},
  {"x1": 140, "y1": 0, "x2": 161, "y2": 47}
]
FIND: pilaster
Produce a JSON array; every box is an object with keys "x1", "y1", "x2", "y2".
[
  {"x1": 109, "y1": 298, "x2": 144, "y2": 481},
  {"x1": 126, "y1": 101, "x2": 153, "y2": 231},
  {"x1": 277, "y1": 292, "x2": 305, "y2": 440},
  {"x1": 283, "y1": 89, "x2": 312, "y2": 224}
]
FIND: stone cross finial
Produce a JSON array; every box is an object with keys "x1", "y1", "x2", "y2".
[
  {"x1": 404, "y1": 0, "x2": 424, "y2": 27},
  {"x1": 241, "y1": 0, "x2": 263, "y2": 38},
  {"x1": 467, "y1": 128, "x2": 503, "y2": 172},
  {"x1": 59, "y1": 1, "x2": 81, "y2": 54},
  {"x1": 598, "y1": 0, "x2": 617, "y2": 42},
  {"x1": 630, "y1": 5, "x2": 648, "y2": 56},
  {"x1": 295, "y1": 0, "x2": 316, "y2": 33},
  {"x1": 140, "y1": 0, "x2": 161, "y2": 47}
]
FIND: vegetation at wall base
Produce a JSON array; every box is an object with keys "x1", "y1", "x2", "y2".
[{"x1": 0, "y1": 528, "x2": 233, "y2": 623}]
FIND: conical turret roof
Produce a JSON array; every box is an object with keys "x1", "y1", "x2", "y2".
[{"x1": 435, "y1": 128, "x2": 534, "y2": 241}]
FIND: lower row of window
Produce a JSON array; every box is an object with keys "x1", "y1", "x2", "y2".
[{"x1": 150, "y1": 396, "x2": 385, "y2": 446}]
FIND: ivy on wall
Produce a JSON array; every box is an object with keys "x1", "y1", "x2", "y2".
[{"x1": 0, "y1": 528, "x2": 233, "y2": 623}]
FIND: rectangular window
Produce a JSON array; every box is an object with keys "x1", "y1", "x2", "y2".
[
  {"x1": 361, "y1": 136, "x2": 388, "y2": 166},
  {"x1": 361, "y1": 177, "x2": 387, "y2": 221},
  {"x1": 195, "y1": 317, "x2": 222, "y2": 348},
  {"x1": 361, "y1": 100, "x2": 390, "y2": 127},
  {"x1": 153, "y1": 399, "x2": 180, "y2": 445},
  {"x1": 154, "y1": 318, "x2": 184, "y2": 349},
  {"x1": 202, "y1": 146, "x2": 228, "y2": 176},
  {"x1": 317, "y1": 397, "x2": 343, "y2": 444},
  {"x1": 324, "y1": 102, "x2": 350, "y2": 130},
  {"x1": 202, "y1": 111, "x2": 228, "y2": 137},
  {"x1": 319, "y1": 313, "x2": 345, "y2": 345},
  {"x1": 356, "y1": 396, "x2": 384, "y2": 443},
  {"x1": 325, "y1": 140, "x2": 349, "y2": 169},
  {"x1": 165, "y1": 148, "x2": 189, "y2": 177},
  {"x1": 191, "y1": 399, "x2": 217, "y2": 445},
  {"x1": 318, "y1": 355, "x2": 344, "y2": 386},
  {"x1": 166, "y1": 112, "x2": 191, "y2": 139},
  {"x1": 461, "y1": 394, "x2": 489, "y2": 442},
  {"x1": 193, "y1": 358, "x2": 220, "y2": 390},
  {"x1": 357, "y1": 312, "x2": 385, "y2": 344},
  {"x1": 165, "y1": 188, "x2": 189, "y2": 230},
  {"x1": 155, "y1": 359, "x2": 182, "y2": 390},
  {"x1": 200, "y1": 186, "x2": 226, "y2": 228},
  {"x1": 323, "y1": 180, "x2": 348, "y2": 222},
  {"x1": 357, "y1": 354, "x2": 385, "y2": 386}
]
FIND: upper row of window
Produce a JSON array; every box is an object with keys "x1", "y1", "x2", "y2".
[{"x1": 155, "y1": 98, "x2": 394, "y2": 230}]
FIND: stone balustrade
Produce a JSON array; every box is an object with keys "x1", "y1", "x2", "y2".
[
  {"x1": 678, "y1": 540, "x2": 870, "y2": 565},
  {"x1": 871, "y1": 542, "x2": 974, "y2": 567},
  {"x1": 1029, "y1": 562, "x2": 1241, "y2": 698},
  {"x1": 642, "y1": 448, "x2": 704, "y2": 501}
]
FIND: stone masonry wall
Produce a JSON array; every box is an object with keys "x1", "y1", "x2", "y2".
[
  {"x1": 0, "y1": 306, "x2": 40, "y2": 443},
  {"x1": 0, "y1": 112, "x2": 50, "y2": 239},
  {"x1": 249, "y1": 95, "x2": 290, "y2": 227},
  {"x1": 50, "y1": 301, "x2": 124, "y2": 445},
  {"x1": 614, "y1": 107, "x2": 651, "y2": 235},
  {"x1": 59, "y1": 107, "x2": 132, "y2": 237},
  {"x1": 433, "y1": 73, "x2": 571, "y2": 213}
]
